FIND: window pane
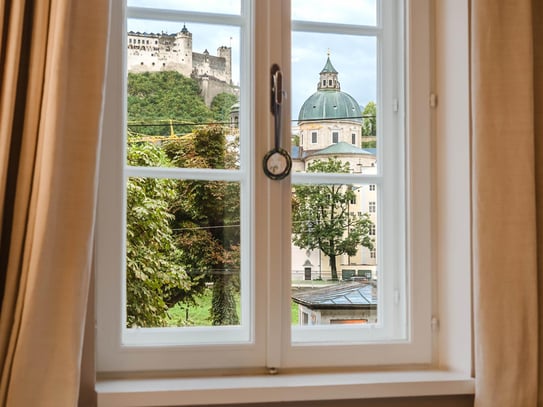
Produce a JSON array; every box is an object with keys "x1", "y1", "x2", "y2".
[
  {"x1": 292, "y1": 32, "x2": 377, "y2": 173},
  {"x1": 292, "y1": 0, "x2": 377, "y2": 26},
  {"x1": 126, "y1": 177, "x2": 242, "y2": 328},
  {"x1": 127, "y1": 0, "x2": 241, "y2": 15},
  {"x1": 291, "y1": 183, "x2": 378, "y2": 326},
  {"x1": 127, "y1": 19, "x2": 241, "y2": 169}
]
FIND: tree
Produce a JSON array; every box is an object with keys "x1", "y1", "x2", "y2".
[
  {"x1": 361, "y1": 101, "x2": 377, "y2": 138},
  {"x1": 125, "y1": 139, "x2": 192, "y2": 327},
  {"x1": 127, "y1": 71, "x2": 213, "y2": 136},
  {"x1": 163, "y1": 126, "x2": 240, "y2": 325},
  {"x1": 291, "y1": 158, "x2": 374, "y2": 281},
  {"x1": 210, "y1": 92, "x2": 238, "y2": 123}
]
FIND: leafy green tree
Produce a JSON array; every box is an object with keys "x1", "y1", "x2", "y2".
[
  {"x1": 361, "y1": 140, "x2": 376, "y2": 149},
  {"x1": 210, "y1": 92, "x2": 238, "y2": 123},
  {"x1": 163, "y1": 126, "x2": 240, "y2": 325},
  {"x1": 127, "y1": 71, "x2": 213, "y2": 136},
  {"x1": 292, "y1": 158, "x2": 374, "y2": 281},
  {"x1": 125, "y1": 139, "x2": 192, "y2": 327},
  {"x1": 362, "y1": 101, "x2": 377, "y2": 138}
]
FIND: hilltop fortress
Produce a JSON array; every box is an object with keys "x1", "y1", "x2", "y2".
[{"x1": 127, "y1": 25, "x2": 237, "y2": 106}]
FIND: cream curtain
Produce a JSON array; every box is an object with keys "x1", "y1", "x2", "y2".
[
  {"x1": 472, "y1": 0, "x2": 543, "y2": 406},
  {"x1": 0, "y1": 1, "x2": 110, "y2": 406}
]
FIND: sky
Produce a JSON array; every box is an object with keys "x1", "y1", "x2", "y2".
[{"x1": 127, "y1": 0, "x2": 377, "y2": 120}]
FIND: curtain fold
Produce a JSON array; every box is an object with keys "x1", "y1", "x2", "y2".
[
  {"x1": 0, "y1": 0, "x2": 110, "y2": 405},
  {"x1": 471, "y1": 0, "x2": 543, "y2": 405}
]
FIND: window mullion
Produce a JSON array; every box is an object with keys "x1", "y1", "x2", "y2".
[{"x1": 252, "y1": 0, "x2": 292, "y2": 370}]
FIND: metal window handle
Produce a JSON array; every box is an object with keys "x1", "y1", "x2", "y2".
[
  {"x1": 263, "y1": 64, "x2": 291, "y2": 180},
  {"x1": 272, "y1": 65, "x2": 283, "y2": 108}
]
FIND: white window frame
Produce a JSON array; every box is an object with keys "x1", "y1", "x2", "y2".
[
  {"x1": 311, "y1": 130, "x2": 318, "y2": 143},
  {"x1": 94, "y1": 0, "x2": 470, "y2": 382}
]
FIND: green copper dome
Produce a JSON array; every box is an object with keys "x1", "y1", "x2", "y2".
[
  {"x1": 298, "y1": 55, "x2": 362, "y2": 123},
  {"x1": 298, "y1": 90, "x2": 362, "y2": 122}
]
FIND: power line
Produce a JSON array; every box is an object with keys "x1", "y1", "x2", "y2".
[
  {"x1": 172, "y1": 224, "x2": 241, "y2": 232},
  {"x1": 126, "y1": 114, "x2": 377, "y2": 128}
]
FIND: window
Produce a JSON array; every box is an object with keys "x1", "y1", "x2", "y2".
[
  {"x1": 96, "y1": 0, "x2": 434, "y2": 375},
  {"x1": 369, "y1": 184, "x2": 376, "y2": 191},
  {"x1": 352, "y1": 133, "x2": 356, "y2": 144}
]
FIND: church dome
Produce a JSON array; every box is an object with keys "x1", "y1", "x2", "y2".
[
  {"x1": 298, "y1": 55, "x2": 362, "y2": 123},
  {"x1": 298, "y1": 90, "x2": 362, "y2": 122}
]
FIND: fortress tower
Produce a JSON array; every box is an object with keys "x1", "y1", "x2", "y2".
[
  {"x1": 217, "y1": 46, "x2": 232, "y2": 85},
  {"x1": 173, "y1": 25, "x2": 193, "y2": 77}
]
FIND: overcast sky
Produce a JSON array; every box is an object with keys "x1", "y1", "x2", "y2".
[{"x1": 127, "y1": 0, "x2": 377, "y2": 120}]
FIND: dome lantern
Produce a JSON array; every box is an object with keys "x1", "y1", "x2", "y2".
[{"x1": 318, "y1": 51, "x2": 340, "y2": 91}]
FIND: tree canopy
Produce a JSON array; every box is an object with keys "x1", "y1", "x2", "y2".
[
  {"x1": 127, "y1": 71, "x2": 238, "y2": 137},
  {"x1": 210, "y1": 92, "x2": 238, "y2": 123},
  {"x1": 125, "y1": 139, "x2": 192, "y2": 327},
  {"x1": 125, "y1": 71, "x2": 240, "y2": 327},
  {"x1": 291, "y1": 158, "x2": 374, "y2": 281},
  {"x1": 163, "y1": 126, "x2": 241, "y2": 325},
  {"x1": 362, "y1": 101, "x2": 376, "y2": 138}
]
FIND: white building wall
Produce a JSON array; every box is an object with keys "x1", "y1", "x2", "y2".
[
  {"x1": 299, "y1": 120, "x2": 362, "y2": 152},
  {"x1": 297, "y1": 305, "x2": 377, "y2": 325}
]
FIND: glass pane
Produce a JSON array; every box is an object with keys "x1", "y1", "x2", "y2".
[
  {"x1": 126, "y1": 177, "x2": 242, "y2": 328},
  {"x1": 127, "y1": 0, "x2": 241, "y2": 15},
  {"x1": 292, "y1": 0, "x2": 377, "y2": 26},
  {"x1": 291, "y1": 32, "x2": 377, "y2": 173},
  {"x1": 127, "y1": 19, "x2": 241, "y2": 169},
  {"x1": 291, "y1": 183, "x2": 378, "y2": 326}
]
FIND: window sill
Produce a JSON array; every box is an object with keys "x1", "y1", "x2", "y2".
[{"x1": 95, "y1": 369, "x2": 474, "y2": 407}]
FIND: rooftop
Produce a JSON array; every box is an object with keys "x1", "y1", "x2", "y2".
[
  {"x1": 311, "y1": 141, "x2": 374, "y2": 157},
  {"x1": 292, "y1": 281, "x2": 377, "y2": 309}
]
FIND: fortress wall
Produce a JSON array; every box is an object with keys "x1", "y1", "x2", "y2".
[
  {"x1": 192, "y1": 53, "x2": 229, "y2": 83},
  {"x1": 127, "y1": 49, "x2": 192, "y2": 76},
  {"x1": 198, "y1": 76, "x2": 239, "y2": 107}
]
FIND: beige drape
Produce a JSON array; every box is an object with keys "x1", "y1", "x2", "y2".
[
  {"x1": 0, "y1": 1, "x2": 110, "y2": 406},
  {"x1": 472, "y1": 0, "x2": 543, "y2": 405}
]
